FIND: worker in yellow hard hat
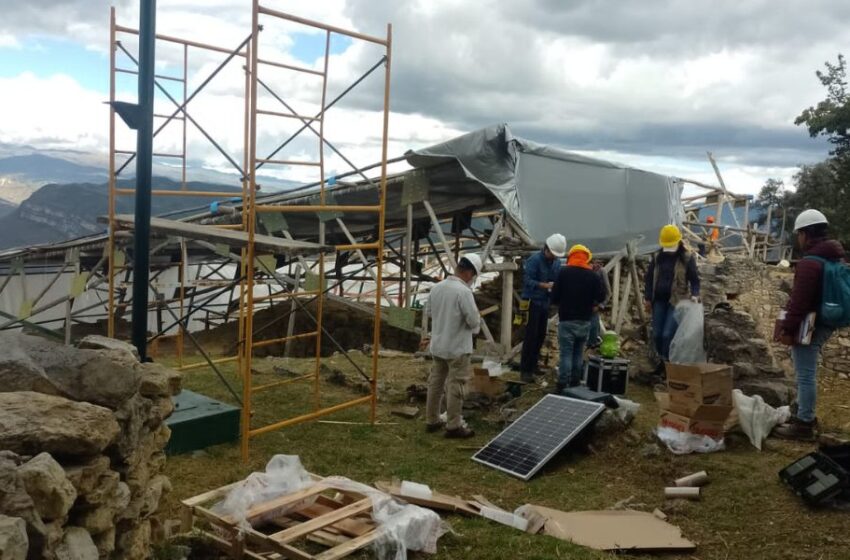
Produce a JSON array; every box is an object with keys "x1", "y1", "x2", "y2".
[
  {"x1": 550, "y1": 244, "x2": 606, "y2": 393},
  {"x1": 644, "y1": 225, "x2": 701, "y2": 363}
]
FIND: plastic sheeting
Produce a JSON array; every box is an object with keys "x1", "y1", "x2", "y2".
[
  {"x1": 408, "y1": 124, "x2": 684, "y2": 255},
  {"x1": 669, "y1": 300, "x2": 707, "y2": 364},
  {"x1": 732, "y1": 389, "x2": 791, "y2": 450},
  {"x1": 655, "y1": 426, "x2": 725, "y2": 455},
  {"x1": 213, "y1": 455, "x2": 446, "y2": 560}
]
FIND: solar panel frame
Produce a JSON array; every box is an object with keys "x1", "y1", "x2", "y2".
[{"x1": 472, "y1": 394, "x2": 605, "y2": 480}]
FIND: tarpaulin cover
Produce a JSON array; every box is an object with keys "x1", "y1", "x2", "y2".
[{"x1": 407, "y1": 124, "x2": 684, "y2": 255}]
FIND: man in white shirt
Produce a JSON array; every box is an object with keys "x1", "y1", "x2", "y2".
[{"x1": 424, "y1": 253, "x2": 482, "y2": 439}]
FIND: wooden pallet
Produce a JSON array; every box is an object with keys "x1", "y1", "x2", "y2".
[{"x1": 180, "y1": 478, "x2": 381, "y2": 560}]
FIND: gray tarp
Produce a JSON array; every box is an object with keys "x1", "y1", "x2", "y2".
[{"x1": 407, "y1": 124, "x2": 683, "y2": 255}]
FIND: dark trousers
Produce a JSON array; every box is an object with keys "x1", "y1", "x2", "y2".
[{"x1": 520, "y1": 301, "x2": 549, "y2": 374}]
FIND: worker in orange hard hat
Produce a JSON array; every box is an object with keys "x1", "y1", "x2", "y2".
[
  {"x1": 550, "y1": 244, "x2": 606, "y2": 392},
  {"x1": 644, "y1": 225, "x2": 701, "y2": 363}
]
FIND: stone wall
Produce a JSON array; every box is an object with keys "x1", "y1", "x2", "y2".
[{"x1": 0, "y1": 334, "x2": 180, "y2": 560}]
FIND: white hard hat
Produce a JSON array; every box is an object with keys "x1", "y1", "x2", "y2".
[
  {"x1": 461, "y1": 253, "x2": 483, "y2": 275},
  {"x1": 794, "y1": 209, "x2": 828, "y2": 232},
  {"x1": 545, "y1": 233, "x2": 567, "y2": 257}
]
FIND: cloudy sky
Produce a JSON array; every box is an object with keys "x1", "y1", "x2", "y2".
[{"x1": 0, "y1": 0, "x2": 845, "y2": 193}]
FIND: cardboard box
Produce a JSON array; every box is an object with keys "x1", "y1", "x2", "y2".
[
  {"x1": 664, "y1": 362, "x2": 733, "y2": 407},
  {"x1": 655, "y1": 392, "x2": 734, "y2": 440},
  {"x1": 470, "y1": 368, "x2": 505, "y2": 398},
  {"x1": 659, "y1": 408, "x2": 732, "y2": 439}
]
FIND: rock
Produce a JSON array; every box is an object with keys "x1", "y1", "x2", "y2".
[
  {"x1": 63, "y1": 457, "x2": 111, "y2": 497},
  {"x1": 77, "y1": 335, "x2": 139, "y2": 362},
  {"x1": 137, "y1": 363, "x2": 181, "y2": 398},
  {"x1": 115, "y1": 519, "x2": 151, "y2": 560},
  {"x1": 54, "y1": 527, "x2": 98, "y2": 560},
  {"x1": 0, "y1": 392, "x2": 119, "y2": 457},
  {"x1": 111, "y1": 395, "x2": 153, "y2": 461},
  {"x1": 91, "y1": 528, "x2": 115, "y2": 558},
  {"x1": 0, "y1": 333, "x2": 141, "y2": 409},
  {"x1": 76, "y1": 471, "x2": 119, "y2": 507},
  {"x1": 737, "y1": 379, "x2": 796, "y2": 407},
  {"x1": 74, "y1": 482, "x2": 129, "y2": 534},
  {"x1": 17, "y1": 453, "x2": 78, "y2": 521},
  {"x1": 0, "y1": 515, "x2": 28, "y2": 560},
  {"x1": 139, "y1": 475, "x2": 171, "y2": 518}
]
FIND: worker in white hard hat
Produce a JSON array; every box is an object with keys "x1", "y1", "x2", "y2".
[
  {"x1": 424, "y1": 253, "x2": 482, "y2": 439},
  {"x1": 774, "y1": 209, "x2": 846, "y2": 441},
  {"x1": 519, "y1": 233, "x2": 566, "y2": 382}
]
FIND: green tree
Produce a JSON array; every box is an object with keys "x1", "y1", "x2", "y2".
[
  {"x1": 786, "y1": 160, "x2": 850, "y2": 246},
  {"x1": 792, "y1": 54, "x2": 850, "y2": 247},
  {"x1": 795, "y1": 54, "x2": 850, "y2": 157},
  {"x1": 753, "y1": 178, "x2": 786, "y2": 229}
]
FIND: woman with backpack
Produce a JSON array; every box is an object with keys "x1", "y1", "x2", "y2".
[{"x1": 775, "y1": 209, "x2": 847, "y2": 441}]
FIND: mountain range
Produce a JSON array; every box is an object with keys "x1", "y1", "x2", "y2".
[{"x1": 0, "y1": 150, "x2": 302, "y2": 250}]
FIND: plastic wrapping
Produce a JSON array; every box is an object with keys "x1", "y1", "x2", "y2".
[
  {"x1": 213, "y1": 455, "x2": 446, "y2": 560},
  {"x1": 732, "y1": 389, "x2": 791, "y2": 450},
  {"x1": 213, "y1": 455, "x2": 314, "y2": 530},
  {"x1": 612, "y1": 396, "x2": 641, "y2": 424},
  {"x1": 669, "y1": 300, "x2": 706, "y2": 364},
  {"x1": 323, "y1": 476, "x2": 447, "y2": 560},
  {"x1": 655, "y1": 427, "x2": 725, "y2": 455}
]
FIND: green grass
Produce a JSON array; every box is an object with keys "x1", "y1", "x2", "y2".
[{"x1": 158, "y1": 351, "x2": 850, "y2": 560}]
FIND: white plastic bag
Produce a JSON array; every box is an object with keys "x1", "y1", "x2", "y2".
[
  {"x1": 669, "y1": 300, "x2": 706, "y2": 364},
  {"x1": 655, "y1": 426, "x2": 725, "y2": 455},
  {"x1": 732, "y1": 389, "x2": 791, "y2": 450}
]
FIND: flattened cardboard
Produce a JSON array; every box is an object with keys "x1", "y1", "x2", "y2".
[
  {"x1": 520, "y1": 506, "x2": 696, "y2": 552},
  {"x1": 665, "y1": 362, "x2": 733, "y2": 406}
]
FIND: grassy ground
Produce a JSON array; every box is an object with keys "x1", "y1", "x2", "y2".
[{"x1": 158, "y1": 350, "x2": 850, "y2": 560}]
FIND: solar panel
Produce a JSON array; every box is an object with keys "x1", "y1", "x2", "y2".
[{"x1": 472, "y1": 394, "x2": 605, "y2": 480}]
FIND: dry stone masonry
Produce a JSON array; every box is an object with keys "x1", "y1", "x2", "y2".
[{"x1": 0, "y1": 333, "x2": 180, "y2": 560}]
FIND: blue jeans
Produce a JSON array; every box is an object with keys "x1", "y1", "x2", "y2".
[
  {"x1": 652, "y1": 301, "x2": 678, "y2": 360},
  {"x1": 558, "y1": 320, "x2": 590, "y2": 388},
  {"x1": 520, "y1": 301, "x2": 549, "y2": 374},
  {"x1": 588, "y1": 312, "x2": 602, "y2": 344},
  {"x1": 791, "y1": 326, "x2": 834, "y2": 422}
]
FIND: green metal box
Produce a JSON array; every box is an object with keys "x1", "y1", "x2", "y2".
[{"x1": 165, "y1": 390, "x2": 241, "y2": 455}]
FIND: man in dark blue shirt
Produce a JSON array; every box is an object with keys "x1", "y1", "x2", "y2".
[{"x1": 520, "y1": 233, "x2": 566, "y2": 382}]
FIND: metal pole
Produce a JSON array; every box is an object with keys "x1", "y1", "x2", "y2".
[
  {"x1": 131, "y1": 0, "x2": 156, "y2": 360},
  {"x1": 108, "y1": 7, "x2": 117, "y2": 339}
]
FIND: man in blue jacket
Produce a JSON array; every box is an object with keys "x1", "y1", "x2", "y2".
[{"x1": 520, "y1": 233, "x2": 567, "y2": 382}]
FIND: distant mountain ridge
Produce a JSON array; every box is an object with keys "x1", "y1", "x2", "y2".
[{"x1": 0, "y1": 177, "x2": 242, "y2": 250}]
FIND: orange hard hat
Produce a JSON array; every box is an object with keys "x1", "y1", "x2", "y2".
[{"x1": 706, "y1": 216, "x2": 715, "y2": 223}]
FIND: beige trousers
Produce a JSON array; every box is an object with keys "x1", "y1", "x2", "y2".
[{"x1": 426, "y1": 354, "x2": 470, "y2": 430}]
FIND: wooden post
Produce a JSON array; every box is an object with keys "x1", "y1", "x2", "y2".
[
  {"x1": 284, "y1": 264, "x2": 302, "y2": 358},
  {"x1": 423, "y1": 200, "x2": 458, "y2": 271},
  {"x1": 500, "y1": 267, "x2": 513, "y2": 352},
  {"x1": 64, "y1": 252, "x2": 80, "y2": 345},
  {"x1": 611, "y1": 260, "x2": 621, "y2": 324},
  {"x1": 626, "y1": 241, "x2": 649, "y2": 341},
  {"x1": 404, "y1": 203, "x2": 413, "y2": 307},
  {"x1": 615, "y1": 273, "x2": 632, "y2": 334}
]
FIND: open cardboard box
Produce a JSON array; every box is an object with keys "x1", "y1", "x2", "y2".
[
  {"x1": 664, "y1": 362, "x2": 733, "y2": 406},
  {"x1": 655, "y1": 392, "x2": 735, "y2": 439},
  {"x1": 470, "y1": 368, "x2": 506, "y2": 398}
]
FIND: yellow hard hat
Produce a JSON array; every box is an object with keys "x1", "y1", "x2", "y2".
[
  {"x1": 659, "y1": 224, "x2": 682, "y2": 248},
  {"x1": 568, "y1": 244, "x2": 592, "y2": 261}
]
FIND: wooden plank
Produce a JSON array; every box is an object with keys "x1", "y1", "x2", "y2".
[
  {"x1": 112, "y1": 214, "x2": 328, "y2": 256},
  {"x1": 373, "y1": 481, "x2": 480, "y2": 516},
  {"x1": 224, "y1": 484, "x2": 328, "y2": 526},
  {"x1": 312, "y1": 530, "x2": 380, "y2": 560},
  {"x1": 272, "y1": 498, "x2": 373, "y2": 544},
  {"x1": 299, "y1": 501, "x2": 375, "y2": 537},
  {"x1": 183, "y1": 480, "x2": 242, "y2": 507}
]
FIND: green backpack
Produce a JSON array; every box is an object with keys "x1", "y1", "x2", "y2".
[{"x1": 805, "y1": 256, "x2": 850, "y2": 327}]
